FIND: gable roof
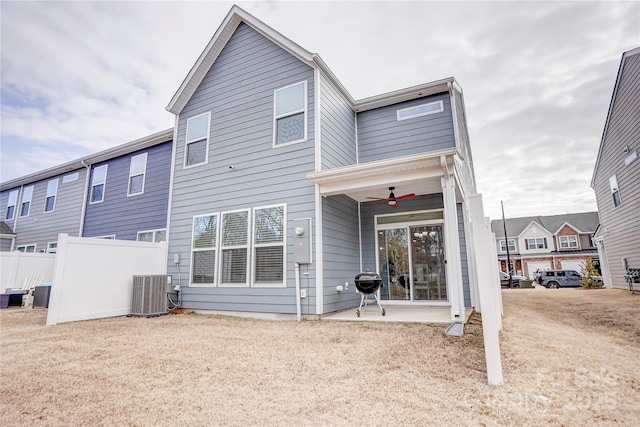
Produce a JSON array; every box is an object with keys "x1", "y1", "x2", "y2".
[
  {"x1": 491, "y1": 212, "x2": 599, "y2": 239},
  {"x1": 591, "y1": 46, "x2": 640, "y2": 187},
  {"x1": 166, "y1": 5, "x2": 457, "y2": 116},
  {"x1": 0, "y1": 221, "x2": 16, "y2": 237}
]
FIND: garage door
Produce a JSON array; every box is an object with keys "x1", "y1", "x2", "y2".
[
  {"x1": 527, "y1": 261, "x2": 551, "y2": 279},
  {"x1": 561, "y1": 260, "x2": 586, "y2": 273}
]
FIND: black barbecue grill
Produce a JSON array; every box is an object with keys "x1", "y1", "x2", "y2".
[{"x1": 354, "y1": 271, "x2": 385, "y2": 317}]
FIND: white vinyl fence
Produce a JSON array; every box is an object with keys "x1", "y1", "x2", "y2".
[
  {"x1": 46, "y1": 234, "x2": 167, "y2": 325},
  {"x1": 1, "y1": 251, "x2": 56, "y2": 292}
]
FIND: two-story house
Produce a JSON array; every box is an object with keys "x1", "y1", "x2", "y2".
[
  {"x1": 162, "y1": 6, "x2": 483, "y2": 320},
  {"x1": 0, "y1": 129, "x2": 173, "y2": 252},
  {"x1": 591, "y1": 47, "x2": 640, "y2": 289},
  {"x1": 1, "y1": 6, "x2": 491, "y2": 321},
  {"x1": 491, "y1": 212, "x2": 599, "y2": 279}
]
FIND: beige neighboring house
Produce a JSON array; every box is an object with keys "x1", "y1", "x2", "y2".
[
  {"x1": 591, "y1": 47, "x2": 640, "y2": 289},
  {"x1": 491, "y1": 212, "x2": 600, "y2": 280}
]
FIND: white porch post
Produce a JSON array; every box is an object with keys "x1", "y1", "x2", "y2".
[{"x1": 441, "y1": 175, "x2": 464, "y2": 322}]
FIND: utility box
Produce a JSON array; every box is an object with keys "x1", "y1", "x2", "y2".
[{"x1": 292, "y1": 218, "x2": 312, "y2": 264}]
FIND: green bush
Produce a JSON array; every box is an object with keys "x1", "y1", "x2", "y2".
[{"x1": 580, "y1": 259, "x2": 603, "y2": 288}]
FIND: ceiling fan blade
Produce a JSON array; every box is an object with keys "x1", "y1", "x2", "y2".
[
  {"x1": 366, "y1": 196, "x2": 391, "y2": 201},
  {"x1": 395, "y1": 193, "x2": 416, "y2": 200}
]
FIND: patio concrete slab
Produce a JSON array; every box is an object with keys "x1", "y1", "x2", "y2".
[{"x1": 322, "y1": 305, "x2": 473, "y2": 324}]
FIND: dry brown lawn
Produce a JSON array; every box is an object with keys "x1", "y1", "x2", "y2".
[{"x1": 1, "y1": 288, "x2": 639, "y2": 426}]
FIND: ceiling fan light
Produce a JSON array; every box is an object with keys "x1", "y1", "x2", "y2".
[{"x1": 388, "y1": 200, "x2": 397, "y2": 206}]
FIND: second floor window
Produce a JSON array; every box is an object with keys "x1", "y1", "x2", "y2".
[
  {"x1": 500, "y1": 239, "x2": 516, "y2": 252},
  {"x1": 20, "y1": 186, "x2": 33, "y2": 217},
  {"x1": 91, "y1": 165, "x2": 108, "y2": 203},
  {"x1": 45, "y1": 179, "x2": 58, "y2": 212},
  {"x1": 274, "y1": 81, "x2": 307, "y2": 146},
  {"x1": 526, "y1": 238, "x2": 546, "y2": 249},
  {"x1": 184, "y1": 112, "x2": 210, "y2": 167},
  {"x1": 559, "y1": 235, "x2": 578, "y2": 249},
  {"x1": 5, "y1": 189, "x2": 18, "y2": 220},
  {"x1": 128, "y1": 153, "x2": 148, "y2": 196}
]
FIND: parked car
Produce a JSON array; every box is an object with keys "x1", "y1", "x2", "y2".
[
  {"x1": 537, "y1": 269, "x2": 582, "y2": 288},
  {"x1": 500, "y1": 271, "x2": 526, "y2": 288}
]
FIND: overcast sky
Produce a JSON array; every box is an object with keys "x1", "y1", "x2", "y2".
[{"x1": 1, "y1": 1, "x2": 638, "y2": 220}]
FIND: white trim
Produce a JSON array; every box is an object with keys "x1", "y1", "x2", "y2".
[
  {"x1": 89, "y1": 164, "x2": 108, "y2": 204},
  {"x1": 127, "y1": 152, "x2": 148, "y2": 197},
  {"x1": 396, "y1": 100, "x2": 444, "y2": 121},
  {"x1": 190, "y1": 212, "x2": 220, "y2": 287},
  {"x1": 165, "y1": 116, "x2": 179, "y2": 270},
  {"x1": 19, "y1": 185, "x2": 34, "y2": 217},
  {"x1": 78, "y1": 162, "x2": 91, "y2": 236},
  {"x1": 5, "y1": 189, "x2": 18, "y2": 220},
  {"x1": 44, "y1": 178, "x2": 59, "y2": 213},
  {"x1": 183, "y1": 112, "x2": 211, "y2": 168},
  {"x1": 273, "y1": 80, "x2": 308, "y2": 147},
  {"x1": 62, "y1": 172, "x2": 79, "y2": 183},
  {"x1": 314, "y1": 69, "x2": 321, "y2": 172},
  {"x1": 315, "y1": 184, "x2": 323, "y2": 315},
  {"x1": 251, "y1": 204, "x2": 287, "y2": 288},
  {"x1": 219, "y1": 208, "x2": 250, "y2": 287}
]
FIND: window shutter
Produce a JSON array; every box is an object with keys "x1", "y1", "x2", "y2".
[
  {"x1": 525, "y1": 240, "x2": 529, "y2": 250},
  {"x1": 543, "y1": 238, "x2": 547, "y2": 249}
]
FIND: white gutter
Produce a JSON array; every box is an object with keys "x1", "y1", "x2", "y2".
[{"x1": 78, "y1": 160, "x2": 91, "y2": 237}]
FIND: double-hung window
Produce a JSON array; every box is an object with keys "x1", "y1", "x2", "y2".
[
  {"x1": 500, "y1": 239, "x2": 516, "y2": 252},
  {"x1": 220, "y1": 210, "x2": 249, "y2": 286},
  {"x1": 91, "y1": 165, "x2": 108, "y2": 203},
  {"x1": 253, "y1": 205, "x2": 285, "y2": 286},
  {"x1": 184, "y1": 112, "x2": 210, "y2": 167},
  {"x1": 5, "y1": 189, "x2": 18, "y2": 220},
  {"x1": 20, "y1": 186, "x2": 33, "y2": 217},
  {"x1": 44, "y1": 179, "x2": 58, "y2": 212},
  {"x1": 274, "y1": 81, "x2": 307, "y2": 146},
  {"x1": 559, "y1": 235, "x2": 578, "y2": 249},
  {"x1": 609, "y1": 175, "x2": 621, "y2": 207},
  {"x1": 526, "y1": 237, "x2": 546, "y2": 250},
  {"x1": 192, "y1": 214, "x2": 218, "y2": 285},
  {"x1": 128, "y1": 153, "x2": 147, "y2": 196}
]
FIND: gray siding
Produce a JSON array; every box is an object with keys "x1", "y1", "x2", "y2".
[
  {"x1": 357, "y1": 93, "x2": 455, "y2": 164},
  {"x1": 167, "y1": 22, "x2": 318, "y2": 314},
  {"x1": 320, "y1": 71, "x2": 357, "y2": 169},
  {"x1": 1, "y1": 169, "x2": 87, "y2": 252},
  {"x1": 593, "y1": 51, "x2": 640, "y2": 289},
  {"x1": 83, "y1": 142, "x2": 172, "y2": 239},
  {"x1": 1, "y1": 237, "x2": 12, "y2": 251},
  {"x1": 322, "y1": 195, "x2": 361, "y2": 312},
  {"x1": 457, "y1": 203, "x2": 471, "y2": 306}
]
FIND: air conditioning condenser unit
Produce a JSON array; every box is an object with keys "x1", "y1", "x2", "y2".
[{"x1": 131, "y1": 275, "x2": 170, "y2": 316}]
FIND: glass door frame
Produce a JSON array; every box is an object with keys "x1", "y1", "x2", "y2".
[{"x1": 374, "y1": 209, "x2": 449, "y2": 305}]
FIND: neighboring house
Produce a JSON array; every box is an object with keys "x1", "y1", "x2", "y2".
[
  {"x1": 491, "y1": 212, "x2": 600, "y2": 279},
  {"x1": 163, "y1": 5, "x2": 484, "y2": 320},
  {"x1": 591, "y1": 47, "x2": 640, "y2": 289},
  {"x1": 0, "y1": 129, "x2": 173, "y2": 252}
]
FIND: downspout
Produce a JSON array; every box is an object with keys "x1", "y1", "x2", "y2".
[
  {"x1": 9, "y1": 185, "x2": 24, "y2": 251},
  {"x1": 78, "y1": 160, "x2": 91, "y2": 237},
  {"x1": 294, "y1": 262, "x2": 302, "y2": 321}
]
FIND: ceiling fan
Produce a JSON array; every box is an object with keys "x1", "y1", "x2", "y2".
[{"x1": 366, "y1": 187, "x2": 416, "y2": 208}]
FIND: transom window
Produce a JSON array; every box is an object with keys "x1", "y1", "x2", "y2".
[
  {"x1": 500, "y1": 239, "x2": 516, "y2": 252},
  {"x1": 559, "y1": 235, "x2": 578, "y2": 249},
  {"x1": 609, "y1": 175, "x2": 621, "y2": 207},
  {"x1": 137, "y1": 229, "x2": 166, "y2": 243},
  {"x1": 45, "y1": 179, "x2": 58, "y2": 212},
  {"x1": 90, "y1": 165, "x2": 108, "y2": 203},
  {"x1": 397, "y1": 100, "x2": 444, "y2": 121},
  {"x1": 62, "y1": 172, "x2": 79, "y2": 183},
  {"x1": 5, "y1": 189, "x2": 18, "y2": 220},
  {"x1": 184, "y1": 112, "x2": 210, "y2": 167},
  {"x1": 274, "y1": 81, "x2": 307, "y2": 146},
  {"x1": 128, "y1": 153, "x2": 148, "y2": 196},
  {"x1": 526, "y1": 237, "x2": 546, "y2": 249},
  {"x1": 20, "y1": 186, "x2": 33, "y2": 217}
]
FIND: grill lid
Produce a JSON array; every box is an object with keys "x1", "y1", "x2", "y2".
[{"x1": 354, "y1": 272, "x2": 382, "y2": 282}]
